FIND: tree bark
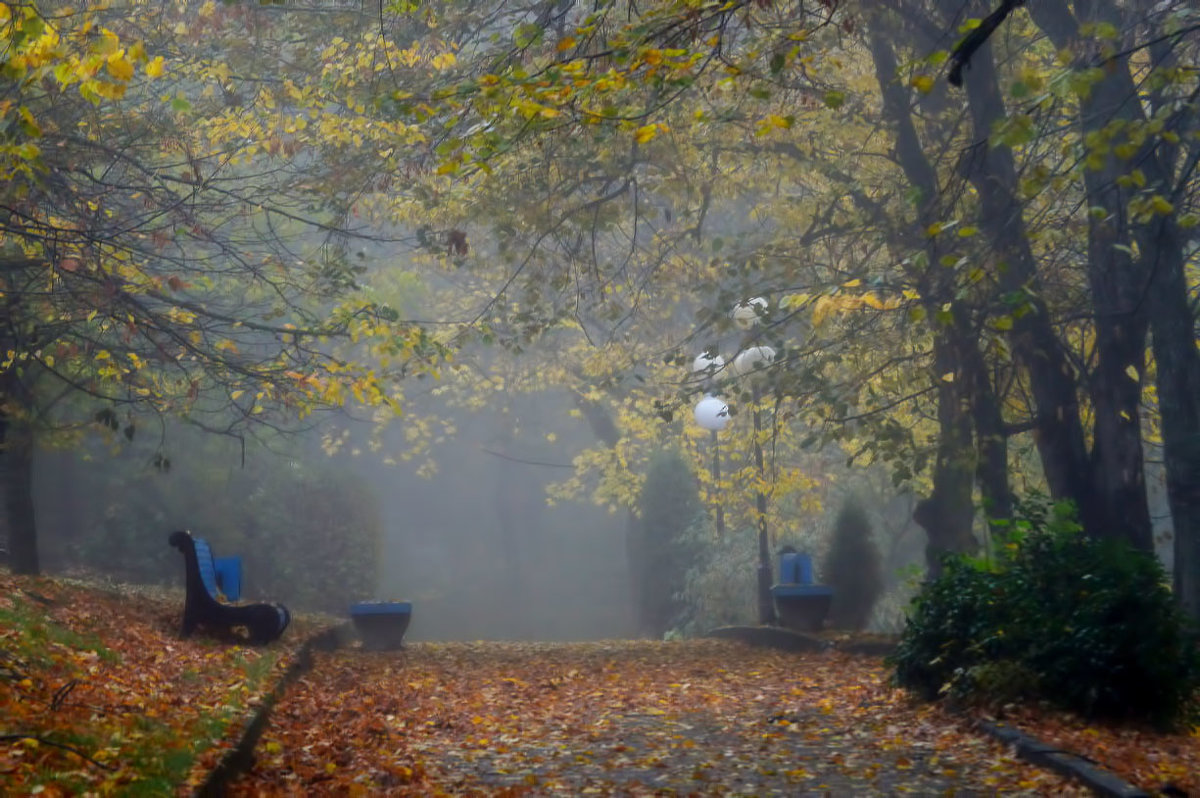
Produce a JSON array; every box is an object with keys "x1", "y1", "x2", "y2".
[
  {"x1": 0, "y1": 407, "x2": 39, "y2": 575},
  {"x1": 965, "y1": 344, "x2": 1012, "y2": 524},
  {"x1": 869, "y1": 29, "x2": 980, "y2": 572},
  {"x1": 1025, "y1": 0, "x2": 1200, "y2": 603},
  {"x1": 915, "y1": 333, "x2": 981, "y2": 576},
  {"x1": 1145, "y1": 221, "x2": 1200, "y2": 618},
  {"x1": 945, "y1": 4, "x2": 1145, "y2": 546}
]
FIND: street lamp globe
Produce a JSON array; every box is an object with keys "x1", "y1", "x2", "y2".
[
  {"x1": 691, "y1": 352, "x2": 725, "y2": 375},
  {"x1": 731, "y1": 297, "x2": 768, "y2": 330},
  {"x1": 693, "y1": 395, "x2": 730, "y2": 431},
  {"x1": 731, "y1": 345, "x2": 776, "y2": 377}
]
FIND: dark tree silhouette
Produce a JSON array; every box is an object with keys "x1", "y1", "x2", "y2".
[{"x1": 822, "y1": 497, "x2": 884, "y2": 630}]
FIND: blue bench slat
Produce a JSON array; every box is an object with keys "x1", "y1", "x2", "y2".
[
  {"x1": 193, "y1": 539, "x2": 220, "y2": 599},
  {"x1": 214, "y1": 556, "x2": 242, "y2": 602},
  {"x1": 778, "y1": 552, "x2": 815, "y2": 585}
]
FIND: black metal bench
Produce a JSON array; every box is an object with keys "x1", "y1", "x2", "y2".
[{"x1": 168, "y1": 530, "x2": 290, "y2": 644}]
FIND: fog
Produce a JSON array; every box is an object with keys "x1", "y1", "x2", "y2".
[
  {"x1": 30, "y1": 379, "x2": 638, "y2": 641},
  {"x1": 360, "y1": 394, "x2": 635, "y2": 641}
]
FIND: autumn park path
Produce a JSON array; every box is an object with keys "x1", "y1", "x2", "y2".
[{"x1": 227, "y1": 639, "x2": 1080, "y2": 795}]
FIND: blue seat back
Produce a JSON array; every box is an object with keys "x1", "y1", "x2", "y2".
[
  {"x1": 214, "y1": 556, "x2": 242, "y2": 601},
  {"x1": 192, "y1": 538, "x2": 221, "y2": 599},
  {"x1": 778, "y1": 552, "x2": 814, "y2": 585}
]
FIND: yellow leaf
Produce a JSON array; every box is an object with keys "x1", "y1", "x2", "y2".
[
  {"x1": 1125, "y1": 364, "x2": 1139, "y2": 382},
  {"x1": 556, "y1": 36, "x2": 576, "y2": 52},
  {"x1": 145, "y1": 56, "x2": 165, "y2": 78},
  {"x1": 841, "y1": 278, "x2": 862, "y2": 288},
  {"x1": 1151, "y1": 195, "x2": 1174, "y2": 215},
  {"x1": 911, "y1": 75, "x2": 935, "y2": 94},
  {"x1": 231, "y1": 389, "x2": 245, "y2": 400},
  {"x1": 634, "y1": 123, "x2": 665, "y2": 143},
  {"x1": 993, "y1": 315, "x2": 1013, "y2": 331},
  {"x1": 107, "y1": 51, "x2": 134, "y2": 81},
  {"x1": 811, "y1": 295, "x2": 835, "y2": 327},
  {"x1": 941, "y1": 371, "x2": 955, "y2": 382},
  {"x1": 431, "y1": 52, "x2": 457, "y2": 71}
]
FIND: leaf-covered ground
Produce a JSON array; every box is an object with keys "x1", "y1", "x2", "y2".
[
  {"x1": 5, "y1": 569, "x2": 1200, "y2": 796},
  {"x1": 0, "y1": 569, "x2": 301, "y2": 796},
  {"x1": 232, "y1": 641, "x2": 1082, "y2": 795},
  {"x1": 989, "y1": 703, "x2": 1200, "y2": 795}
]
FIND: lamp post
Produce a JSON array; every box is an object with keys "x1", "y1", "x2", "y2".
[
  {"x1": 730, "y1": 300, "x2": 777, "y2": 626},
  {"x1": 691, "y1": 364, "x2": 724, "y2": 537}
]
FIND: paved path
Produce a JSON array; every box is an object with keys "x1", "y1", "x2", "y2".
[{"x1": 230, "y1": 640, "x2": 1081, "y2": 795}]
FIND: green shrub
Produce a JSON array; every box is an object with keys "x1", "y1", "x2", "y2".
[{"x1": 891, "y1": 500, "x2": 1200, "y2": 728}]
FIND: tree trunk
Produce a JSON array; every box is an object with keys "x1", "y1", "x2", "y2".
[
  {"x1": 965, "y1": 345, "x2": 1012, "y2": 524},
  {"x1": 0, "y1": 409, "x2": 39, "y2": 575},
  {"x1": 946, "y1": 6, "x2": 1139, "y2": 545},
  {"x1": 1026, "y1": 0, "x2": 1199, "y2": 601},
  {"x1": 915, "y1": 332, "x2": 979, "y2": 576},
  {"x1": 1145, "y1": 222, "x2": 1200, "y2": 618},
  {"x1": 869, "y1": 29, "x2": 980, "y2": 571},
  {"x1": 573, "y1": 389, "x2": 647, "y2": 635}
]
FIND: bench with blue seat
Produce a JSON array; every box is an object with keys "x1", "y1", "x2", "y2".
[
  {"x1": 168, "y1": 530, "x2": 290, "y2": 645},
  {"x1": 771, "y1": 549, "x2": 833, "y2": 632}
]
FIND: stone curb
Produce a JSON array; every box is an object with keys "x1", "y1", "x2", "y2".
[
  {"x1": 195, "y1": 622, "x2": 353, "y2": 797},
  {"x1": 973, "y1": 720, "x2": 1151, "y2": 798}
]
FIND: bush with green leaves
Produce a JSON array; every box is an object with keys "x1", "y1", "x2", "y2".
[{"x1": 891, "y1": 500, "x2": 1200, "y2": 728}]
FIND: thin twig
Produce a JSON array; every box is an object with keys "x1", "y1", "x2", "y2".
[
  {"x1": 50, "y1": 679, "x2": 79, "y2": 712},
  {"x1": 0, "y1": 733, "x2": 116, "y2": 770}
]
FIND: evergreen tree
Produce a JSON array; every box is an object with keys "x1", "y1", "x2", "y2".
[
  {"x1": 630, "y1": 448, "x2": 703, "y2": 637},
  {"x1": 822, "y1": 497, "x2": 884, "y2": 630}
]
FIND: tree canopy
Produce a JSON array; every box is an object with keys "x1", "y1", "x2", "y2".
[{"x1": 2, "y1": 0, "x2": 1198, "y2": 618}]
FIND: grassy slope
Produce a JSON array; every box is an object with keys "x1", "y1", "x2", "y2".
[{"x1": 0, "y1": 568, "x2": 309, "y2": 796}]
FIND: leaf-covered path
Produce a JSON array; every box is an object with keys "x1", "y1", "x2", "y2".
[{"x1": 231, "y1": 640, "x2": 1081, "y2": 795}]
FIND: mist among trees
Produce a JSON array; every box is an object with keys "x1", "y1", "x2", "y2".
[{"x1": 1, "y1": 0, "x2": 1197, "y2": 640}]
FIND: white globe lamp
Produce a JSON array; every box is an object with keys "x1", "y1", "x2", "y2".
[
  {"x1": 691, "y1": 352, "x2": 725, "y2": 374},
  {"x1": 731, "y1": 297, "x2": 768, "y2": 330},
  {"x1": 731, "y1": 345, "x2": 776, "y2": 377},
  {"x1": 693, "y1": 395, "x2": 730, "y2": 431}
]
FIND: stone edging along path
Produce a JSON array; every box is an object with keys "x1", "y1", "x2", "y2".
[
  {"x1": 192, "y1": 624, "x2": 1152, "y2": 797},
  {"x1": 708, "y1": 625, "x2": 1152, "y2": 798},
  {"x1": 195, "y1": 623, "x2": 354, "y2": 797}
]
